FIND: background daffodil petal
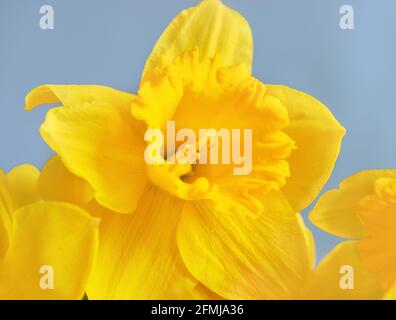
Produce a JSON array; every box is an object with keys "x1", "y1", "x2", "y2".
[
  {"x1": 177, "y1": 191, "x2": 312, "y2": 299},
  {"x1": 142, "y1": 0, "x2": 253, "y2": 77},
  {"x1": 6, "y1": 164, "x2": 40, "y2": 208},
  {"x1": 309, "y1": 170, "x2": 396, "y2": 239},
  {"x1": 265, "y1": 85, "x2": 346, "y2": 213},
  {"x1": 0, "y1": 201, "x2": 99, "y2": 300},
  {"x1": 86, "y1": 185, "x2": 198, "y2": 299},
  {"x1": 0, "y1": 171, "x2": 15, "y2": 258},
  {"x1": 302, "y1": 241, "x2": 383, "y2": 300},
  {"x1": 39, "y1": 155, "x2": 94, "y2": 207},
  {"x1": 358, "y1": 188, "x2": 396, "y2": 290}
]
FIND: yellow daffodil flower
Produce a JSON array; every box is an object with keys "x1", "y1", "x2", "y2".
[
  {"x1": 309, "y1": 170, "x2": 396, "y2": 298},
  {"x1": 0, "y1": 164, "x2": 99, "y2": 299},
  {"x1": 26, "y1": 0, "x2": 345, "y2": 299}
]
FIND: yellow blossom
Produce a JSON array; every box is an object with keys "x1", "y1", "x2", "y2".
[
  {"x1": 309, "y1": 170, "x2": 396, "y2": 297},
  {"x1": 26, "y1": 0, "x2": 345, "y2": 299}
]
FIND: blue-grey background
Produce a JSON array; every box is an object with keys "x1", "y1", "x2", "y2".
[{"x1": 1, "y1": 0, "x2": 395, "y2": 262}]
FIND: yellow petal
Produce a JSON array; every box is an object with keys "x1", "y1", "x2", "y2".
[
  {"x1": 6, "y1": 164, "x2": 40, "y2": 208},
  {"x1": 309, "y1": 170, "x2": 396, "y2": 239},
  {"x1": 0, "y1": 171, "x2": 15, "y2": 258},
  {"x1": 177, "y1": 191, "x2": 312, "y2": 299},
  {"x1": 86, "y1": 185, "x2": 197, "y2": 299},
  {"x1": 188, "y1": 283, "x2": 224, "y2": 300},
  {"x1": 39, "y1": 155, "x2": 94, "y2": 207},
  {"x1": 0, "y1": 201, "x2": 98, "y2": 299},
  {"x1": 265, "y1": 85, "x2": 346, "y2": 212},
  {"x1": 34, "y1": 94, "x2": 147, "y2": 212},
  {"x1": 298, "y1": 214, "x2": 316, "y2": 268},
  {"x1": 302, "y1": 241, "x2": 383, "y2": 300},
  {"x1": 143, "y1": 0, "x2": 253, "y2": 77},
  {"x1": 25, "y1": 84, "x2": 135, "y2": 111}
]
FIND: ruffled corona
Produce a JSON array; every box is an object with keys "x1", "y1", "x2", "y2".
[{"x1": 132, "y1": 49, "x2": 295, "y2": 211}]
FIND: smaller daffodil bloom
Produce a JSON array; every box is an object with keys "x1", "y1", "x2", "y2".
[
  {"x1": 301, "y1": 240, "x2": 384, "y2": 300},
  {"x1": 0, "y1": 164, "x2": 99, "y2": 299},
  {"x1": 26, "y1": 0, "x2": 345, "y2": 299},
  {"x1": 309, "y1": 170, "x2": 396, "y2": 296}
]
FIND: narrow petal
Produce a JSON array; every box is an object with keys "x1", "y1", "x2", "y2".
[
  {"x1": 265, "y1": 85, "x2": 346, "y2": 212},
  {"x1": 177, "y1": 191, "x2": 312, "y2": 299},
  {"x1": 39, "y1": 155, "x2": 94, "y2": 207},
  {"x1": 26, "y1": 84, "x2": 147, "y2": 213},
  {"x1": 309, "y1": 170, "x2": 396, "y2": 239},
  {"x1": 0, "y1": 171, "x2": 15, "y2": 257},
  {"x1": 6, "y1": 164, "x2": 40, "y2": 208},
  {"x1": 298, "y1": 214, "x2": 316, "y2": 268},
  {"x1": 86, "y1": 185, "x2": 197, "y2": 299},
  {"x1": 303, "y1": 241, "x2": 383, "y2": 300},
  {"x1": 143, "y1": 0, "x2": 253, "y2": 77},
  {"x1": 0, "y1": 202, "x2": 99, "y2": 300},
  {"x1": 25, "y1": 84, "x2": 135, "y2": 111}
]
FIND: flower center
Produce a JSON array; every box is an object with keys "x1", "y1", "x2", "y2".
[{"x1": 132, "y1": 49, "x2": 295, "y2": 206}]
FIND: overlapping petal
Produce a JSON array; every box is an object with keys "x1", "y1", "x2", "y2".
[
  {"x1": 26, "y1": 85, "x2": 148, "y2": 213},
  {"x1": 39, "y1": 155, "x2": 94, "y2": 207},
  {"x1": 6, "y1": 164, "x2": 40, "y2": 208},
  {"x1": 265, "y1": 85, "x2": 346, "y2": 212},
  {"x1": 86, "y1": 185, "x2": 197, "y2": 299},
  {"x1": 177, "y1": 191, "x2": 312, "y2": 299},
  {"x1": 0, "y1": 201, "x2": 99, "y2": 300}
]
